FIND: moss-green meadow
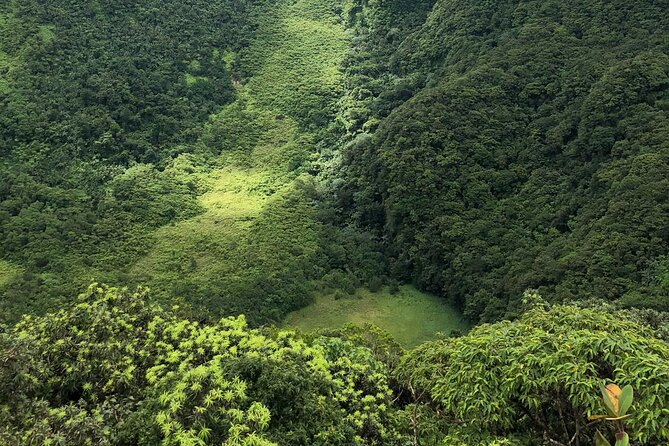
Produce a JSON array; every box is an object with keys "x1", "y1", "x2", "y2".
[{"x1": 284, "y1": 286, "x2": 469, "y2": 347}]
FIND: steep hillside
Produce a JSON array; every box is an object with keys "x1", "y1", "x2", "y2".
[
  {"x1": 2, "y1": 0, "x2": 667, "y2": 326},
  {"x1": 1, "y1": 0, "x2": 669, "y2": 444},
  {"x1": 336, "y1": 0, "x2": 669, "y2": 322},
  {"x1": 130, "y1": 0, "x2": 353, "y2": 323},
  {"x1": 0, "y1": 0, "x2": 385, "y2": 323},
  {"x1": 0, "y1": 0, "x2": 250, "y2": 318}
]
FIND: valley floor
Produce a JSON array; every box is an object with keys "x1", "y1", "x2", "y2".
[{"x1": 284, "y1": 286, "x2": 469, "y2": 347}]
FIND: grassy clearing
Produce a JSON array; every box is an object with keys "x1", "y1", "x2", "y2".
[
  {"x1": 130, "y1": 0, "x2": 350, "y2": 321},
  {"x1": 245, "y1": 10, "x2": 348, "y2": 123},
  {"x1": 126, "y1": 0, "x2": 465, "y2": 332},
  {"x1": 129, "y1": 165, "x2": 276, "y2": 308},
  {"x1": 283, "y1": 286, "x2": 469, "y2": 347}
]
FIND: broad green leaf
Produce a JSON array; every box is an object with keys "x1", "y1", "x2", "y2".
[{"x1": 618, "y1": 385, "x2": 633, "y2": 416}]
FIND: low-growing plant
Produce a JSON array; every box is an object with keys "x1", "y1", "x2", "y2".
[{"x1": 591, "y1": 384, "x2": 634, "y2": 446}]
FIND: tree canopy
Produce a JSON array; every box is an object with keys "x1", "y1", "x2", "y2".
[
  {"x1": 334, "y1": 0, "x2": 669, "y2": 322},
  {"x1": 2, "y1": 285, "x2": 669, "y2": 445},
  {"x1": 1, "y1": 0, "x2": 668, "y2": 443}
]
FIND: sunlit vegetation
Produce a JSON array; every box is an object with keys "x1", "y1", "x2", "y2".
[
  {"x1": 0, "y1": 0, "x2": 248, "y2": 319},
  {"x1": 127, "y1": 0, "x2": 365, "y2": 323},
  {"x1": 0, "y1": 261, "x2": 20, "y2": 289},
  {"x1": 0, "y1": 285, "x2": 402, "y2": 445},
  {"x1": 398, "y1": 292, "x2": 669, "y2": 445},
  {"x1": 2, "y1": 285, "x2": 668, "y2": 445},
  {"x1": 0, "y1": 0, "x2": 377, "y2": 323},
  {"x1": 284, "y1": 286, "x2": 468, "y2": 347},
  {"x1": 1, "y1": 0, "x2": 668, "y2": 443}
]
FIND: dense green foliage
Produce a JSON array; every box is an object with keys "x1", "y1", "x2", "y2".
[
  {"x1": 334, "y1": 0, "x2": 669, "y2": 322},
  {"x1": 0, "y1": 0, "x2": 245, "y2": 318},
  {"x1": 1, "y1": 0, "x2": 668, "y2": 443},
  {"x1": 0, "y1": 284, "x2": 402, "y2": 445},
  {"x1": 0, "y1": 0, "x2": 385, "y2": 323},
  {"x1": 4, "y1": 0, "x2": 665, "y2": 325},
  {"x1": 397, "y1": 292, "x2": 669, "y2": 445},
  {"x1": 3, "y1": 285, "x2": 669, "y2": 445}
]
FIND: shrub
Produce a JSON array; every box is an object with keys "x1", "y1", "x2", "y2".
[{"x1": 398, "y1": 302, "x2": 669, "y2": 445}]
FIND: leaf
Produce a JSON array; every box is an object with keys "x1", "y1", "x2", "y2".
[
  {"x1": 602, "y1": 383, "x2": 622, "y2": 416},
  {"x1": 618, "y1": 385, "x2": 633, "y2": 416},
  {"x1": 614, "y1": 432, "x2": 629, "y2": 446},
  {"x1": 595, "y1": 430, "x2": 612, "y2": 446}
]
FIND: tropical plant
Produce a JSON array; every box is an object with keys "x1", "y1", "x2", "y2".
[{"x1": 591, "y1": 383, "x2": 634, "y2": 446}]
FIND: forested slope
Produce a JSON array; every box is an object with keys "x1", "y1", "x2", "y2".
[
  {"x1": 0, "y1": 0, "x2": 247, "y2": 318},
  {"x1": 2, "y1": 0, "x2": 666, "y2": 324},
  {"x1": 1, "y1": 0, "x2": 669, "y2": 444},
  {"x1": 336, "y1": 0, "x2": 669, "y2": 322},
  {"x1": 0, "y1": 0, "x2": 382, "y2": 323}
]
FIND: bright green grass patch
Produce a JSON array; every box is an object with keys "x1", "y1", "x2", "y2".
[
  {"x1": 0, "y1": 260, "x2": 21, "y2": 289},
  {"x1": 283, "y1": 286, "x2": 469, "y2": 347},
  {"x1": 239, "y1": 0, "x2": 348, "y2": 126},
  {"x1": 131, "y1": 166, "x2": 270, "y2": 285}
]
